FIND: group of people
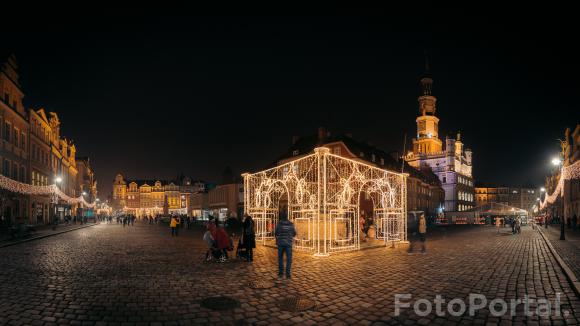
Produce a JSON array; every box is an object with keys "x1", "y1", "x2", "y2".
[
  {"x1": 201, "y1": 214, "x2": 297, "y2": 279},
  {"x1": 115, "y1": 215, "x2": 136, "y2": 227},
  {"x1": 494, "y1": 216, "x2": 523, "y2": 234}
]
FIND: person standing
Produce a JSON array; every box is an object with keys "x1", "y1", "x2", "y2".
[
  {"x1": 214, "y1": 223, "x2": 230, "y2": 262},
  {"x1": 495, "y1": 216, "x2": 501, "y2": 233},
  {"x1": 242, "y1": 215, "x2": 256, "y2": 262},
  {"x1": 275, "y1": 215, "x2": 296, "y2": 279},
  {"x1": 418, "y1": 213, "x2": 427, "y2": 253},
  {"x1": 170, "y1": 216, "x2": 178, "y2": 236}
]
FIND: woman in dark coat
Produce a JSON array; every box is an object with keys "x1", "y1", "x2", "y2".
[{"x1": 242, "y1": 215, "x2": 256, "y2": 262}]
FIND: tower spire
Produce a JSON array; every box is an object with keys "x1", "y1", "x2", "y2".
[
  {"x1": 420, "y1": 51, "x2": 433, "y2": 96},
  {"x1": 424, "y1": 50, "x2": 430, "y2": 74}
]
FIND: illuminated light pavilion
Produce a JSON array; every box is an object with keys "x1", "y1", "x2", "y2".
[{"x1": 243, "y1": 147, "x2": 408, "y2": 256}]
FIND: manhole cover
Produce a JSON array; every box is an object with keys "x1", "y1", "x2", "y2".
[
  {"x1": 200, "y1": 296, "x2": 240, "y2": 310},
  {"x1": 278, "y1": 296, "x2": 316, "y2": 312},
  {"x1": 248, "y1": 281, "x2": 275, "y2": 289}
]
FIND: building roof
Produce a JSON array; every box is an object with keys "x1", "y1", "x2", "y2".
[
  {"x1": 127, "y1": 179, "x2": 169, "y2": 187},
  {"x1": 273, "y1": 131, "x2": 442, "y2": 186}
]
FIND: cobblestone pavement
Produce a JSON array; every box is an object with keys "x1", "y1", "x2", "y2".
[
  {"x1": 541, "y1": 224, "x2": 580, "y2": 281},
  {"x1": 0, "y1": 223, "x2": 578, "y2": 325},
  {"x1": 0, "y1": 223, "x2": 97, "y2": 244}
]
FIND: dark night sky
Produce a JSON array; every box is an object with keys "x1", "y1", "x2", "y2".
[{"x1": 3, "y1": 7, "x2": 579, "y2": 198}]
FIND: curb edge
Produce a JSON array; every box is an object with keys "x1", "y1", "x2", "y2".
[{"x1": 537, "y1": 227, "x2": 580, "y2": 297}]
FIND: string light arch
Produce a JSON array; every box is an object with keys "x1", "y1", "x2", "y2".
[
  {"x1": 540, "y1": 160, "x2": 580, "y2": 210},
  {"x1": 0, "y1": 174, "x2": 95, "y2": 208},
  {"x1": 243, "y1": 147, "x2": 407, "y2": 256}
]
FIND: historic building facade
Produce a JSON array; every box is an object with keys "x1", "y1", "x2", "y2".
[
  {"x1": 405, "y1": 65, "x2": 475, "y2": 212},
  {"x1": 76, "y1": 157, "x2": 98, "y2": 217},
  {"x1": 0, "y1": 54, "x2": 95, "y2": 225},
  {"x1": 0, "y1": 54, "x2": 30, "y2": 223},
  {"x1": 566, "y1": 125, "x2": 580, "y2": 220},
  {"x1": 276, "y1": 127, "x2": 445, "y2": 222},
  {"x1": 544, "y1": 125, "x2": 580, "y2": 222},
  {"x1": 475, "y1": 185, "x2": 539, "y2": 215},
  {"x1": 28, "y1": 108, "x2": 52, "y2": 224},
  {"x1": 111, "y1": 174, "x2": 194, "y2": 217}
]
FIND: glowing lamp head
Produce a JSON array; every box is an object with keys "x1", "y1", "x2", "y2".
[
  {"x1": 55, "y1": 177, "x2": 62, "y2": 183},
  {"x1": 552, "y1": 158, "x2": 561, "y2": 166},
  {"x1": 82, "y1": 191, "x2": 87, "y2": 196},
  {"x1": 540, "y1": 187, "x2": 545, "y2": 192}
]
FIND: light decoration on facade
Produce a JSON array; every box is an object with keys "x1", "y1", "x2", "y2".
[
  {"x1": 539, "y1": 160, "x2": 580, "y2": 210},
  {"x1": 0, "y1": 174, "x2": 95, "y2": 208},
  {"x1": 243, "y1": 147, "x2": 407, "y2": 256}
]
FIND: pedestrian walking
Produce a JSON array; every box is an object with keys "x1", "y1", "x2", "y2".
[
  {"x1": 408, "y1": 213, "x2": 427, "y2": 254},
  {"x1": 242, "y1": 215, "x2": 256, "y2": 262},
  {"x1": 495, "y1": 216, "x2": 501, "y2": 233},
  {"x1": 170, "y1": 216, "x2": 178, "y2": 236},
  {"x1": 275, "y1": 215, "x2": 296, "y2": 279},
  {"x1": 418, "y1": 213, "x2": 427, "y2": 253}
]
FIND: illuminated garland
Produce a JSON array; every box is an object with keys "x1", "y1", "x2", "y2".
[
  {"x1": 0, "y1": 174, "x2": 95, "y2": 208},
  {"x1": 540, "y1": 160, "x2": 580, "y2": 210}
]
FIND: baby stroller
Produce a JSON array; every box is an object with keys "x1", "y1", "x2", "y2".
[
  {"x1": 204, "y1": 230, "x2": 224, "y2": 262},
  {"x1": 236, "y1": 238, "x2": 248, "y2": 260}
]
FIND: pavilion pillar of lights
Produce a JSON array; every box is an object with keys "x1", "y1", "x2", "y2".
[{"x1": 243, "y1": 147, "x2": 408, "y2": 256}]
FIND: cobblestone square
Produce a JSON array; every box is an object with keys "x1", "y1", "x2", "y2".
[{"x1": 0, "y1": 223, "x2": 579, "y2": 325}]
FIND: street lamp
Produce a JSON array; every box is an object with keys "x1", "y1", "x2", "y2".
[
  {"x1": 55, "y1": 176, "x2": 62, "y2": 184},
  {"x1": 551, "y1": 157, "x2": 566, "y2": 240},
  {"x1": 82, "y1": 191, "x2": 87, "y2": 196}
]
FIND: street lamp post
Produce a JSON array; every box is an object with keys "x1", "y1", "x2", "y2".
[
  {"x1": 540, "y1": 187, "x2": 548, "y2": 229},
  {"x1": 53, "y1": 176, "x2": 62, "y2": 229},
  {"x1": 552, "y1": 158, "x2": 566, "y2": 240}
]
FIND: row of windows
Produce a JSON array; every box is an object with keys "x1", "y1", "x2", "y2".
[
  {"x1": 31, "y1": 143, "x2": 49, "y2": 166},
  {"x1": 457, "y1": 175, "x2": 473, "y2": 187},
  {"x1": 1, "y1": 158, "x2": 27, "y2": 183},
  {"x1": 458, "y1": 204, "x2": 474, "y2": 212},
  {"x1": 1, "y1": 119, "x2": 27, "y2": 150},
  {"x1": 3, "y1": 92, "x2": 19, "y2": 111},
  {"x1": 458, "y1": 191, "x2": 473, "y2": 202},
  {"x1": 30, "y1": 117, "x2": 51, "y2": 144},
  {"x1": 31, "y1": 171, "x2": 48, "y2": 186}
]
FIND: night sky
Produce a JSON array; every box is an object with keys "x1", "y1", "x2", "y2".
[{"x1": 4, "y1": 8, "x2": 579, "y2": 198}]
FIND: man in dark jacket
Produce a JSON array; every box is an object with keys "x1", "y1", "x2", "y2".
[{"x1": 275, "y1": 216, "x2": 296, "y2": 279}]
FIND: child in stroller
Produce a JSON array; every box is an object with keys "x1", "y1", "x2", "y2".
[{"x1": 203, "y1": 226, "x2": 223, "y2": 262}]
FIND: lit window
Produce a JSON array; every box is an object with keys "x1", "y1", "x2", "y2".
[
  {"x1": 380, "y1": 158, "x2": 384, "y2": 165},
  {"x1": 292, "y1": 150, "x2": 299, "y2": 156},
  {"x1": 333, "y1": 147, "x2": 341, "y2": 155},
  {"x1": 372, "y1": 154, "x2": 376, "y2": 162}
]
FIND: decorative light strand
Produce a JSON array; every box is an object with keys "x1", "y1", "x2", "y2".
[
  {"x1": 539, "y1": 160, "x2": 580, "y2": 210},
  {"x1": 0, "y1": 174, "x2": 95, "y2": 208}
]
